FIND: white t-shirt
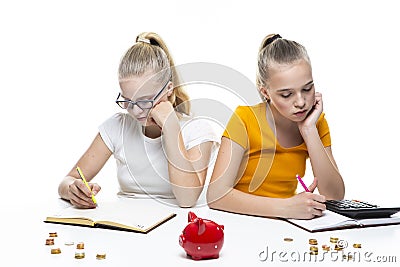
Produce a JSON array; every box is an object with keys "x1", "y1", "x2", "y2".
[{"x1": 99, "y1": 112, "x2": 220, "y2": 199}]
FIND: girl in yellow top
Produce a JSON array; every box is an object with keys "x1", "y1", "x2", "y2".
[{"x1": 207, "y1": 34, "x2": 345, "y2": 219}]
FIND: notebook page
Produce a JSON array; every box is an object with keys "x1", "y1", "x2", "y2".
[{"x1": 287, "y1": 210, "x2": 357, "y2": 231}]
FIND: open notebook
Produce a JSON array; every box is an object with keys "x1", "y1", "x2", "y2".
[
  {"x1": 285, "y1": 210, "x2": 400, "y2": 232},
  {"x1": 45, "y1": 198, "x2": 176, "y2": 233}
]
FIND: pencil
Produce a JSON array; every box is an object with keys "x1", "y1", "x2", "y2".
[
  {"x1": 296, "y1": 174, "x2": 310, "y2": 192},
  {"x1": 76, "y1": 166, "x2": 97, "y2": 205}
]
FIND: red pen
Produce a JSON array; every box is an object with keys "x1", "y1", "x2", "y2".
[{"x1": 296, "y1": 174, "x2": 310, "y2": 192}]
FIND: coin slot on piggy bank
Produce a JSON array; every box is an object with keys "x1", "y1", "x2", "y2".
[{"x1": 179, "y1": 211, "x2": 224, "y2": 260}]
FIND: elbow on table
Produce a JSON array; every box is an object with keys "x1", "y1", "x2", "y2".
[
  {"x1": 174, "y1": 193, "x2": 200, "y2": 208},
  {"x1": 206, "y1": 187, "x2": 225, "y2": 210}
]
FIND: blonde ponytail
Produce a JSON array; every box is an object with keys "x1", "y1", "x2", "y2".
[
  {"x1": 118, "y1": 32, "x2": 190, "y2": 115},
  {"x1": 256, "y1": 34, "x2": 311, "y2": 89}
]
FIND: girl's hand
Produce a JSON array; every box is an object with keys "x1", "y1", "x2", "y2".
[
  {"x1": 283, "y1": 177, "x2": 326, "y2": 219},
  {"x1": 68, "y1": 180, "x2": 100, "y2": 208},
  {"x1": 148, "y1": 101, "x2": 177, "y2": 129},
  {"x1": 298, "y1": 92, "x2": 323, "y2": 132}
]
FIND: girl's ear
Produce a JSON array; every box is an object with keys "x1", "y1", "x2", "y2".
[{"x1": 259, "y1": 87, "x2": 270, "y2": 101}]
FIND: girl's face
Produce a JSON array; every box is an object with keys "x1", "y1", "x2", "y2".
[
  {"x1": 118, "y1": 71, "x2": 172, "y2": 126},
  {"x1": 262, "y1": 59, "x2": 315, "y2": 122}
]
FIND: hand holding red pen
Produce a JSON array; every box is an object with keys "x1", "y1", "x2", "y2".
[{"x1": 282, "y1": 176, "x2": 326, "y2": 219}]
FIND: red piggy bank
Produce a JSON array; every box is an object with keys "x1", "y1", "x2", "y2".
[{"x1": 179, "y1": 211, "x2": 224, "y2": 260}]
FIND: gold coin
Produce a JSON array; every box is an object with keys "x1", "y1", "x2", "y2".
[
  {"x1": 330, "y1": 237, "x2": 338, "y2": 243},
  {"x1": 284, "y1": 237, "x2": 293, "y2": 242},
  {"x1": 45, "y1": 238, "x2": 54, "y2": 245},
  {"x1": 322, "y1": 245, "x2": 330, "y2": 251},
  {"x1": 334, "y1": 244, "x2": 343, "y2": 251},
  {"x1": 310, "y1": 246, "x2": 319, "y2": 252},
  {"x1": 353, "y1": 243, "x2": 362, "y2": 248},
  {"x1": 75, "y1": 252, "x2": 85, "y2": 259},
  {"x1": 64, "y1": 241, "x2": 74, "y2": 246},
  {"x1": 49, "y1": 232, "x2": 58, "y2": 237},
  {"x1": 51, "y1": 248, "x2": 61, "y2": 254},
  {"x1": 76, "y1": 242, "x2": 85, "y2": 249},
  {"x1": 309, "y1": 251, "x2": 318, "y2": 255},
  {"x1": 96, "y1": 253, "x2": 106, "y2": 260},
  {"x1": 309, "y1": 238, "x2": 318, "y2": 245}
]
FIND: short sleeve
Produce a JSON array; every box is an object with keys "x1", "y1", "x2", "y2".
[
  {"x1": 222, "y1": 106, "x2": 249, "y2": 149},
  {"x1": 180, "y1": 118, "x2": 221, "y2": 150},
  {"x1": 317, "y1": 113, "x2": 331, "y2": 147},
  {"x1": 98, "y1": 113, "x2": 125, "y2": 153}
]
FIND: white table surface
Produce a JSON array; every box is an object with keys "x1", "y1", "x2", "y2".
[{"x1": 2, "y1": 194, "x2": 400, "y2": 267}]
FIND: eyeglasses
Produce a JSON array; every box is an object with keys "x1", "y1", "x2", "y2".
[{"x1": 115, "y1": 78, "x2": 170, "y2": 111}]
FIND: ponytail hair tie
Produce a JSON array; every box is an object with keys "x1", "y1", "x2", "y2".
[
  {"x1": 265, "y1": 34, "x2": 282, "y2": 46},
  {"x1": 136, "y1": 37, "x2": 151, "y2": 44}
]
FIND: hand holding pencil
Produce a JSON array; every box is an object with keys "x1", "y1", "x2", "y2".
[
  {"x1": 67, "y1": 167, "x2": 101, "y2": 208},
  {"x1": 281, "y1": 175, "x2": 326, "y2": 219},
  {"x1": 77, "y1": 167, "x2": 97, "y2": 205}
]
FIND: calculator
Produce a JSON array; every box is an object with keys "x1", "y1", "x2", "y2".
[{"x1": 325, "y1": 199, "x2": 400, "y2": 219}]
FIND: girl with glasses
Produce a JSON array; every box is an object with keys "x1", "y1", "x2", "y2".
[
  {"x1": 207, "y1": 34, "x2": 345, "y2": 219},
  {"x1": 58, "y1": 32, "x2": 219, "y2": 208}
]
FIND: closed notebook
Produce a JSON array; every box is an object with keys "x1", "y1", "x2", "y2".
[
  {"x1": 285, "y1": 210, "x2": 400, "y2": 232},
  {"x1": 44, "y1": 198, "x2": 176, "y2": 233}
]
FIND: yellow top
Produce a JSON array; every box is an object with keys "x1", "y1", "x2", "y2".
[{"x1": 222, "y1": 103, "x2": 331, "y2": 198}]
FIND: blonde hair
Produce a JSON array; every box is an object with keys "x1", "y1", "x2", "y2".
[
  {"x1": 118, "y1": 32, "x2": 190, "y2": 115},
  {"x1": 256, "y1": 34, "x2": 311, "y2": 89}
]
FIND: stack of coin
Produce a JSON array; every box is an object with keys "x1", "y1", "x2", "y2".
[
  {"x1": 45, "y1": 238, "x2": 54, "y2": 246},
  {"x1": 49, "y1": 232, "x2": 58, "y2": 238},
  {"x1": 75, "y1": 242, "x2": 85, "y2": 259},
  {"x1": 50, "y1": 248, "x2": 61, "y2": 254},
  {"x1": 309, "y1": 245, "x2": 318, "y2": 255},
  {"x1": 334, "y1": 244, "x2": 343, "y2": 251},
  {"x1": 309, "y1": 238, "x2": 318, "y2": 245},
  {"x1": 76, "y1": 242, "x2": 84, "y2": 249},
  {"x1": 330, "y1": 237, "x2": 339, "y2": 243}
]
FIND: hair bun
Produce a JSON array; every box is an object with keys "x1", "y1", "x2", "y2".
[{"x1": 265, "y1": 34, "x2": 282, "y2": 47}]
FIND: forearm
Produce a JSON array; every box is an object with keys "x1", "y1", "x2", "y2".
[
  {"x1": 301, "y1": 127, "x2": 345, "y2": 199},
  {"x1": 162, "y1": 119, "x2": 204, "y2": 207},
  {"x1": 207, "y1": 186, "x2": 287, "y2": 218}
]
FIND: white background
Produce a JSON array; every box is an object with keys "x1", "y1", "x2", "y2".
[{"x1": 1, "y1": 0, "x2": 400, "y2": 212}]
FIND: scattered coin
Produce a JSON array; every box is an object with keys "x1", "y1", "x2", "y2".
[
  {"x1": 64, "y1": 241, "x2": 74, "y2": 246},
  {"x1": 50, "y1": 248, "x2": 61, "y2": 254},
  {"x1": 49, "y1": 232, "x2": 58, "y2": 237},
  {"x1": 96, "y1": 253, "x2": 106, "y2": 260},
  {"x1": 321, "y1": 244, "x2": 330, "y2": 251},
  {"x1": 45, "y1": 238, "x2": 54, "y2": 245},
  {"x1": 284, "y1": 237, "x2": 293, "y2": 242},
  {"x1": 75, "y1": 252, "x2": 85, "y2": 259},
  {"x1": 353, "y1": 243, "x2": 362, "y2": 248},
  {"x1": 76, "y1": 242, "x2": 85, "y2": 249},
  {"x1": 310, "y1": 246, "x2": 318, "y2": 252}
]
